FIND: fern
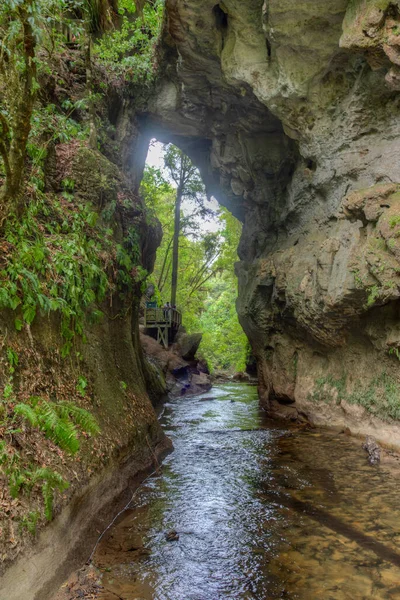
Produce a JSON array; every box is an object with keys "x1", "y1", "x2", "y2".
[
  {"x1": 32, "y1": 468, "x2": 69, "y2": 521},
  {"x1": 19, "y1": 511, "x2": 40, "y2": 535},
  {"x1": 52, "y1": 418, "x2": 80, "y2": 454},
  {"x1": 42, "y1": 482, "x2": 54, "y2": 521},
  {"x1": 37, "y1": 400, "x2": 59, "y2": 436},
  {"x1": 32, "y1": 467, "x2": 69, "y2": 488},
  {"x1": 57, "y1": 402, "x2": 100, "y2": 436},
  {"x1": 9, "y1": 470, "x2": 27, "y2": 499},
  {"x1": 14, "y1": 403, "x2": 39, "y2": 428},
  {"x1": 5, "y1": 464, "x2": 69, "y2": 521},
  {"x1": 37, "y1": 400, "x2": 80, "y2": 454},
  {"x1": 14, "y1": 396, "x2": 100, "y2": 454}
]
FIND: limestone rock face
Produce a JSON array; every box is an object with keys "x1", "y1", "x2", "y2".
[
  {"x1": 133, "y1": 0, "x2": 400, "y2": 440},
  {"x1": 173, "y1": 332, "x2": 203, "y2": 361}
]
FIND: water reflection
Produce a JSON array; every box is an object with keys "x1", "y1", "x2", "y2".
[{"x1": 95, "y1": 384, "x2": 400, "y2": 599}]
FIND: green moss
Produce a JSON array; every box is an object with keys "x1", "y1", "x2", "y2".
[
  {"x1": 308, "y1": 374, "x2": 347, "y2": 405},
  {"x1": 389, "y1": 215, "x2": 400, "y2": 229},
  {"x1": 308, "y1": 371, "x2": 400, "y2": 421},
  {"x1": 347, "y1": 373, "x2": 400, "y2": 421},
  {"x1": 72, "y1": 147, "x2": 120, "y2": 206}
]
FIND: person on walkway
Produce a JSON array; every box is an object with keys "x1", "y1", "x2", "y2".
[{"x1": 163, "y1": 302, "x2": 171, "y2": 320}]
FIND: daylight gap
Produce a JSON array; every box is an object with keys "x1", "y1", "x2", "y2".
[{"x1": 139, "y1": 139, "x2": 249, "y2": 375}]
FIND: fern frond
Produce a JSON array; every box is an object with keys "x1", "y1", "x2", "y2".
[
  {"x1": 36, "y1": 469, "x2": 69, "y2": 521},
  {"x1": 53, "y1": 419, "x2": 80, "y2": 454},
  {"x1": 32, "y1": 467, "x2": 69, "y2": 490},
  {"x1": 14, "y1": 403, "x2": 39, "y2": 428},
  {"x1": 42, "y1": 481, "x2": 54, "y2": 521},
  {"x1": 18, "y1": 396, "x2": 99, "y2": 454},
  {"x1": 9, "y1": 470, "x2": 27, "y2": 498},
  {"x1": 37, "y1": 400, "x2": 59, "y2": 436},
  {"x1": 58, "y1": 402, "x2": 100, "y2": 436}
]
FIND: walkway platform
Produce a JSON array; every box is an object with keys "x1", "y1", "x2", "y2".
[{"x1": 144, "y1": 306, "x2": 182, "y2": 348}]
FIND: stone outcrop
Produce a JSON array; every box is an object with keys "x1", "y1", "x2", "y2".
[
  {"x1": 126, "y1": 0, "x2": 400, "y2": 444},
  {"x1": 140, "y1": 331, "x2": 212, "y2": 397},
  {"x1": 172, "y1": 331, "x2": 203, "y2": 361}
]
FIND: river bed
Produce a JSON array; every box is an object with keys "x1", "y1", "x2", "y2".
[{"x1": 70, "y1": 383, "x2": 400, "y2": 599}]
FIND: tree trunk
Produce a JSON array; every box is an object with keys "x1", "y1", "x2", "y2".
[
  {"x1": 170, "y1": 186, "x2": 182, "y2": 306},
  {"x1": 161, "y1": 260, "x2": 171, "y2": 293},
  {"x1": 86, "y1": 37, "x2": 97, "y2": 150},
  {"x1": 157, "y1": 236, "x2": 173, "y2": 289},
  {"x1": 0, "y1": 1, "x2": 37, "y2": 229}
]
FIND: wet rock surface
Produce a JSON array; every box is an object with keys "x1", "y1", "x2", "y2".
[{"x1": 363, "y1": 435, "x2": 381, "y2": 465}]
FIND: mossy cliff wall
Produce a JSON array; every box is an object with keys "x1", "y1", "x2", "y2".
[
  {"x1": 0, "y1": 132, "x2": 170, "y2": 600},
  {"x1": 137, "y1": 0, "x2": 400, "y2": 444}
]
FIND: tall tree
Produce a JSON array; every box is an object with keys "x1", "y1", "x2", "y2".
[
  {"x1": 163, "y1": 144, "x2": 205, "y2": 306},
  {"x1": 0, "y1": 0, "x2": 38, "y2": 225}
]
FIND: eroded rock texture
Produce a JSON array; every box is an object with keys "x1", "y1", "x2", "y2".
[{"x1": 132, "y1": 0, "x2": 400, "y2": 441}]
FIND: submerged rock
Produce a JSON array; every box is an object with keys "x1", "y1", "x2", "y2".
[
  {"x1": 165, "y1": 530, "x2": 179, "y2": 542},
  {"x1": 363, "y1": 436, "x2": 381, "y2": 466}
]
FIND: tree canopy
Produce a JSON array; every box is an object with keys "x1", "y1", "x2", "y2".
[{"x1": 141, "y1": 158, "x2": 248, "y2": 373}]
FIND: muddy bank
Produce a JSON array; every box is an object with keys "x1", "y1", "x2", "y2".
[{"x1": 0, "y1": 433, "x2": 172, "y2": 600}]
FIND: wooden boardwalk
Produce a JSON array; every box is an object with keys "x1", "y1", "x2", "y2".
[{"x1": 144, "y1": 306, "x2": 182, "y2": 348}]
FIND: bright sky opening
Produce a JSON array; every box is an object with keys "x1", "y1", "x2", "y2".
[{"x1": 146, "y1": 140, "x2": 222, "y2": 234}]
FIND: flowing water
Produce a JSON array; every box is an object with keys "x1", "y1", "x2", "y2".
[{"x1": 94, "y1": 384, "x2": 400, "y2": 599}]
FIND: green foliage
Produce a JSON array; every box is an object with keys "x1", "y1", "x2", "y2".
[
  {"x1": 163, "y1": 144, "x2": 206, "y2": 201},
  {"x1": 6, "y1": 348, "x2": 18, "y2": 372},
  {"x1": 0, "y1": 193, "x2": 111, "y2": 353},
  {"x1": 197, "y1": 277, "x2": 248, "y2": 373},
  {"x1": 308, "y1": 371, "x2": 400, "y2": 421},
  {"x1": 389, "y1": 215, "x2": 400, "y2": 228},
  {"x1": 19, "y1": 510, "x2": 41, "y2": 535},
  {"x1": 77, "y1": 375, "x2": 88, "y2": 396},
  {"x1": 14, "y1": 396, "x2": 100, "y2": 454},
  {"x1": 3, "y1": 458, "x2": 69, "y2": 521},
  {"x1": 351, "y1": 268, "x2": 364, "y2": 288},
  {"x1": 33, "y1": 467, "x2": 69, "y2": 521},
  {"x1": 366, "y1": 284, "x2": 380, "y2": 307},
  {"x1": 94, "y1": 0, "x2": 164, "y2": 84},
  {"x1": 347, "y1": 373, "x2": 400, "y2": 421},
  {"x1": 141, "y1": 162, "x2": 247, "y2": 373},
  {"x1": 389, "y1": 347, "x2": 400, "y2": 361},
  {"x1": 309, "y1": 375, "x2": 347, "y2": 405},
  {"x1": 1, "y1": 342, "x2": 99, "y2": 523}
]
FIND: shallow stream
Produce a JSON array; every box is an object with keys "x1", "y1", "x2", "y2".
[{"x1": 94, "y1": 383, "x2": 400, "y2": 599}]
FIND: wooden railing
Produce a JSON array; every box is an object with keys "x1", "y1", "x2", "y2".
[{"x1": 144, "y1": 307, "x2": 182, "y2": 328}]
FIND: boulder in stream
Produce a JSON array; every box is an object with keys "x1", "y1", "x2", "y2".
[{"x1": 362, "y1": 436, "x2": 381, "y2": 465}]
